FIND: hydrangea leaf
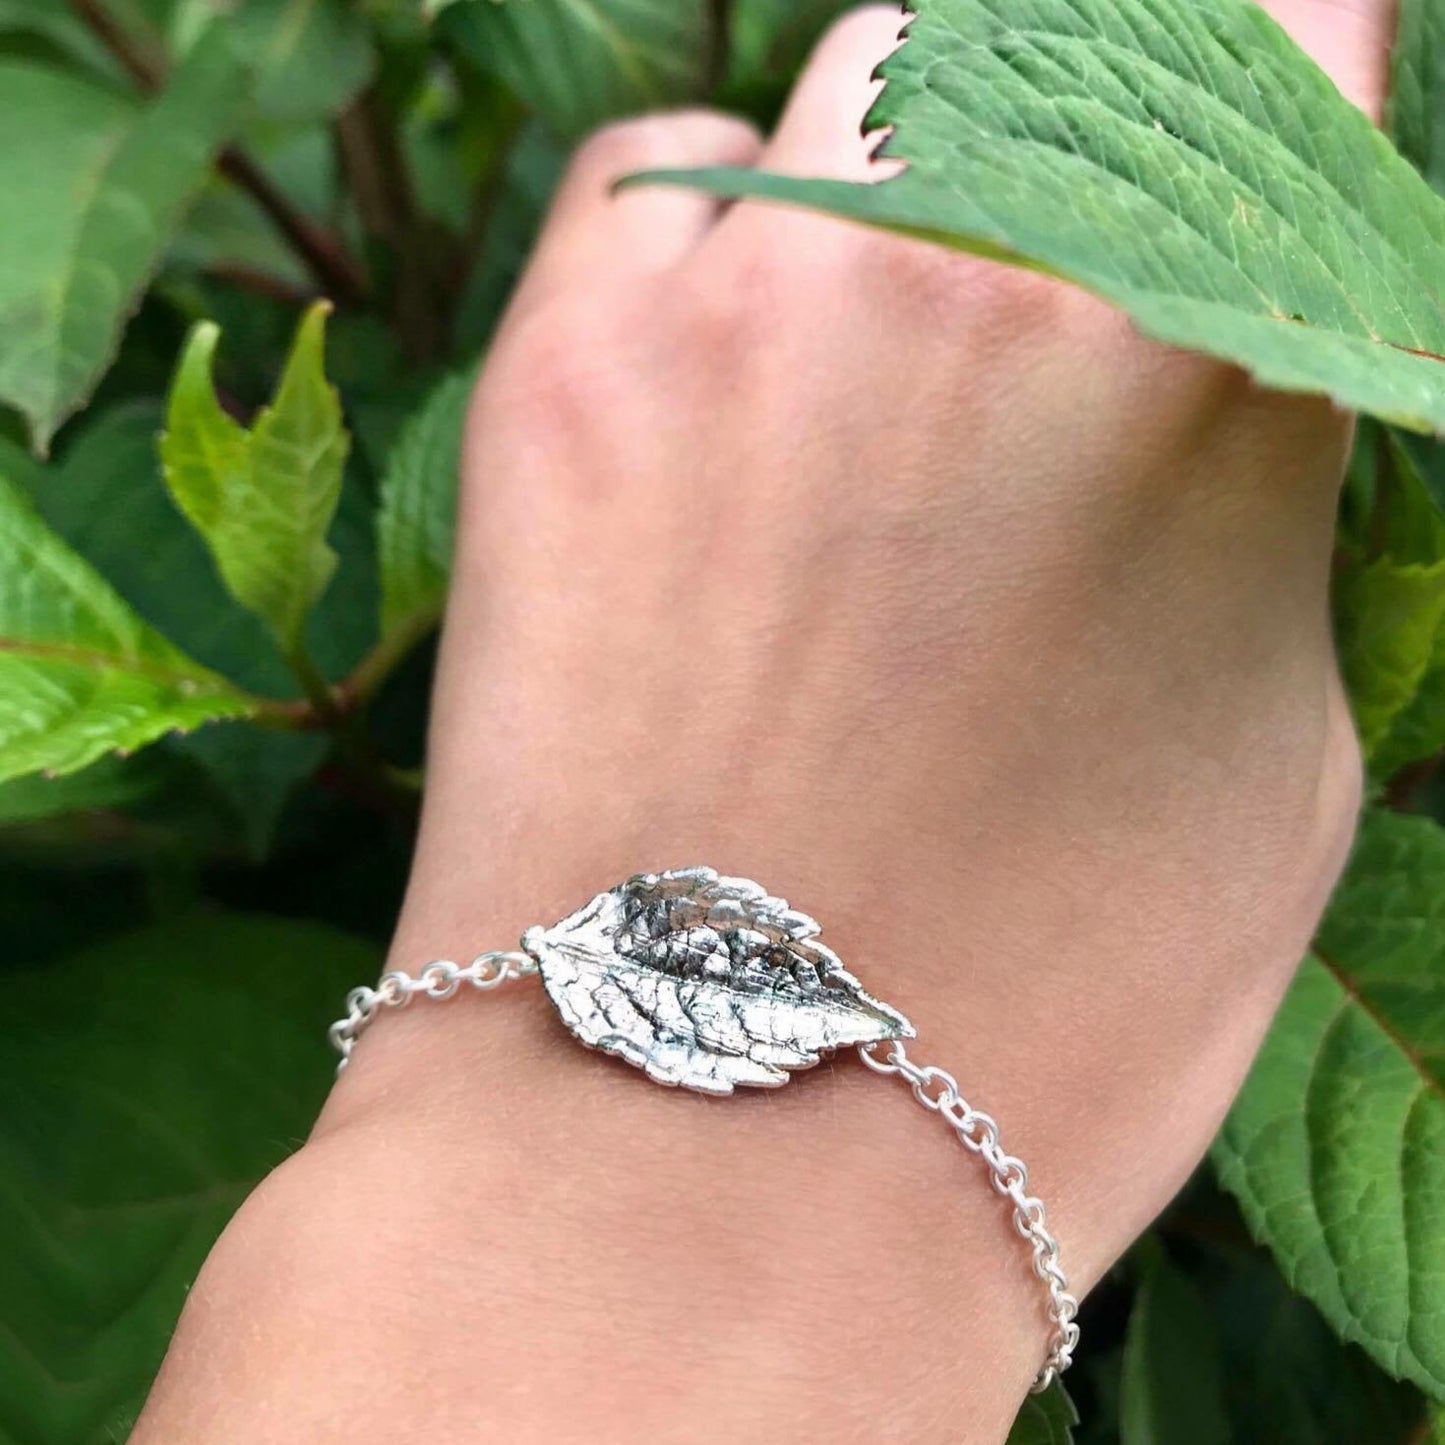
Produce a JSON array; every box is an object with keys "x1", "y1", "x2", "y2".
[
  {"x1": 0, "y1": 462, "x2": 254, "y2": 787},
  {"x1": 1120, "y1": 1246, "x2": 1231, "y2": 1445},
  {"x1": 1215, "y1": 809, "x2": 1445, "y2": 1398},
  {"x1": 1337, "y1": 436, "x2": 1445, "y2": 780},
  {"x1": 440, "y1": 0, "x2": 711, "y2": 140},
  {"x1": 160, "y1": 302, "x2": 350, "y2": 654},
  {"x1": 1005, "y1": 1383, "x2": 1078, "y2": 1445},
  {"x1": 0, "y1": 27, "x2": 247, "y2": 452},
  {"x1": 40, "y1": 404, "x2": 336, "y2": 857},
  {"x1": 639, "y1": 0, "x2": 1445, "y2": 432},
  {"x1": 0, "y1": 913, "x2": 378, "y2": 1442},
  {"x1": 377, "y1": 371, "x2": 470, "y2": 640},
  {"x1": 1391, "y1": 0, "x2": 1445, "y2": 197}
]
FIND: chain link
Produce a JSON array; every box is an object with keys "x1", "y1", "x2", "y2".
[
  {"x1": 327, "y1": 950, "x2": 538, "y2": 1072},
  {"x1": 859, "y1": 1038, "x2": 1080, "y2": 1392}
]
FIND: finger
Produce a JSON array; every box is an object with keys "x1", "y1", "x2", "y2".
[
  {"x1": 712, "y1": 6, "x2": 908, "y2": 259},
  {"x1": 756, "y1": 5, "x2": 907, "y2": 178},
  {"x1": 516, "y1": 110, "x2": 762, "y2": 307},
  {"x1": 1255, "y1": 0, "x2": 1396, "y2": 121}
]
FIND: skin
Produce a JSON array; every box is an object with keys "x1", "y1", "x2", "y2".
[{"x1": 134, "y1": 3, "x2": 1394, "y2": 1440}]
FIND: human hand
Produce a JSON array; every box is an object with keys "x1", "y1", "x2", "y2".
[{"x1": 135, "y1": 4, "x2": 1386, "y2": 1441}]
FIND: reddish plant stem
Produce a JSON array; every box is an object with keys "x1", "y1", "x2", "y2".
[{"x1": 69, "y1": 0, "x2": 368, "y2": 305}]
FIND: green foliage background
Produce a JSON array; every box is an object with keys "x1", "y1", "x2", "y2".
[{"x1": 3, "y1": 1, "x2": 1445, "y2": 1440}]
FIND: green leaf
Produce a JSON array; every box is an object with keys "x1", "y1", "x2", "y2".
[
  {"x1": 0, "y1": 756, "x2": 158, "y2": 828},
  {"x1": 1005, "y1": 1382, "x2": 1078, "y2": 1445},
  {"x1": 0, "y1": 911, "x2": 378, "y2": 1443},
  {"x1": 453, "y1": 122, "x2": 566, "y2": 355},
  {"x1": 0, "y1": 27, "x2": 248, "y2": 451},
  {"x1": 1120, "y1": 1246, "x2": 1231, "y2": 1445},
  {"x1": 0, "y1": 0, "x2": 118, "y2": 78},
  {"x1": 1214, "y1": 808, "x2": 1445, "y2": 1398},
  {"x1": 726, "y1": 0, "x2": 852, "y2": 89},
  {"x1": 639, "y1": 0, "x2": 1445, "y2": 433},
  {"x1": 441, "y1": 0, "x2": 711, "y2": 140},
  {"x1": 0, "y1": 462, "x2": 253, "y2": 786},
  {"x1": 1391, "y1": 0, "x2": 1445, "y2": 197},
  {"x1": 39, "y1": 402, "x2": 353, "y2": 857},
  {"x1": 377, "y1": 371, "x2": 470, "y2": 638},
  {"x1": 1336, "y1": 437, "x2": 1445, "y2": 779},
  {"x1": 160, "y1": 302, "x2": 350, "y2": 654},
  {"x1": 1202, "y1": 1249, "x2": 1427, "y2": 1444},
  {"x1": 227, "y1": 0, "x2": 375, "y2": 122}
]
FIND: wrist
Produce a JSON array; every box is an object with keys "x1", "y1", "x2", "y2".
[{"x1": 143, "y1": 984, "x2": 1044, "y2": 1444}]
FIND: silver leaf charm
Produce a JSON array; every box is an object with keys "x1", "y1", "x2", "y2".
[{"x1": 521, "y1": 867, "x2": 914, "y2": 1094}]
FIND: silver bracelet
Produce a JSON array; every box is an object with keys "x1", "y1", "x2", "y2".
[{"x1": 327, "y1": 866, "x2": 1080, "y2": 1390}]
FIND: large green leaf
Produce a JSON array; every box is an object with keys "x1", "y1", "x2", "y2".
[
  {"x1": 1005, "y1": 1383, "x2": 1078, "y2": 1445},
  {"x1": 641, "y1": 0, "x2": 1445, "y2": 433},
  {"x1": 1392, "y1": 0, "x2": 1445, "y2": 197},
  {"x1": 441, "y1": 0, "x2": 711, "y2": 140},
  {"x1": 1119, "y1": 1247, "x2": 1231, "y2": 1445},
  {"x1": 1215, "y1": 809, "x2": 1445, "y2": 1398},
  {"x1": 0, "y1": 912, "x2": 378, "y2": 1444},
  {"x1": 0, "y1": 462, "x2": 253, "y2": 786},
  {"x1": 0, "y1": 28, "x2": 247, "y2": 452},
  {"x1": 377, "y1": 371, "x2": 470, "y2": 638},
  {"x1": 160, "y1": 302, "x2": 350, "y2": 654}
]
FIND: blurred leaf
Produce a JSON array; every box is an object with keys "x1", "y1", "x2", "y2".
[
  {"x1": 441, "y1": 0, "x2": 711, "y2": 139},
  {"x1": 228, "y1": 0, "x2": 376, "y2": 122},
  {"x1": 644, "y1": 0, "x2": 1445, "y2": 433},
  {"x1": 1335, "y1": 430, "x2": 1445, "y2": 780},
  {"x1": 1120, "y1": 1246, "x2": 1231, "y2": 1445},
  {"x1": 1203, "y1": 1251, "x2": 1426, "y2": 1443},
  {"x1": 1391, "y1": 0, "x2": 1445, "y2": 196},
  {"x1": 0, "y1": 911, "x2": 377, "y2": 1443},
  {"x1": 0, "y1": 1, "x2": 119, "y2": 77},
  {"x1": 1336, "y1": 438, "x2": 1445, "y2": 779},
  {"x1": 727, "y1": 0, "x2": 851, "y2": 80},
  {"x1": 0, "y1": 462, "x2": 253, "y2": 786},
  {"x1": 1005, "y1": 1383, "x2": 1078, "y2": 1445},
  {"x1": 377, "y1": 371, "x2": 469, "y2": 637},
  {"x1": 0, "y1": 757, "x2": 158, "y2": 827},
  {"x1": 161, "y1": 302, "x2": 350, "y2": 654},
  {"x1": 0, "y1": 27, "x2": 247, "y2": 452},
  {"x1": 1338, "y1": 556, "x2": 1445, "y2": 769},
  {"x1": 1215, "y1": 809, "x2": 1445, "y2": 1398},
  {"x1": 453, "y1": 122, "x2": 565, "y2": 354}
]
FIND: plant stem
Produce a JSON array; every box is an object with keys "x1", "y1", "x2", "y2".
[
  {"x1": 247, "y1": 613, "x2": 442, "y2": 734},
  {"x1": 217, "y1": 152, "x2": 369, "y2": 307},
  {"x1": 705, "y1": 0, "x2": 734, "y2": 94},
  {"x1": 338, "y1": 608, "x2": 442, "y2": 711},
  {"x1": 69, "y1": 0, "x2": 369, "y2": 306},
  {"x1": 335, "y1": 91, "x2": 452, "y2": 361},
  {"x1": 285, "y1": 644, "x2": 347, "y2": 728}
]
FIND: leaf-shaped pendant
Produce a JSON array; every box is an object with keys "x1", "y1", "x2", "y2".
[{"x1": 521, "y1": 867, "x2": 914, "y2": 1095}]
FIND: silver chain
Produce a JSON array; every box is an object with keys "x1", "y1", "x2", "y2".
[
  {"x1": 327, "y1": 950, "x2": 538, "y2": 1072},
  {"x1": 858, "y1": 1037, "x2": 1079, "y2": 1392},
  {"x1": 327, "y1": 957, "x2": 1078, "y2": 1387}
]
